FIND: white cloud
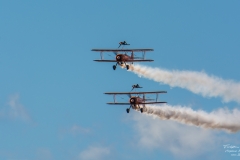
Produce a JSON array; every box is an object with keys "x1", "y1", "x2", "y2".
[
  {"x1": 70, "y1": 124, "x2": 90, "y2": 135},
  {"x1": 78, "y1": 146, "x2": 110, "y2": 160},
  {"x1": 8, "y1": 94, "x2": 31, "y2": 121},
  {"x1": 131, "y1": 112, "x2": 238, "y2": 159},
  {"x1": 36, "y1": 148, "x2": 53, "y2": 160},
  {"x1": 0, "y1": 94, "x2": 31, "y2": 122},
  {"x1": 0, "y1": 109, "x2": 4, "y2": 118},
  {"x1": 59, "y1": 124, "x2": 91, "y2": 139}
]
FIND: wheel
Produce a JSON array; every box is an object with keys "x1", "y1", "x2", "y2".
[
  {"x1": 113, "y1": 65, "x2": 116, "y2": 70},
  {"x1": 140, "y1": 108, "x2": 143, "y2": 113},
  {"x1": 126, "y1": 108, "x2": 130, "y2": 113},
  {"x1": 126, "y1": 65, "x2": 129, "y2": 70}
]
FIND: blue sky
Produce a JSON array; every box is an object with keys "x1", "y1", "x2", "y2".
[{"x1": 1, "y1": 1, "x2": 240, "y2": 160}]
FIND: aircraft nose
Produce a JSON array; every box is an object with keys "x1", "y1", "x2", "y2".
[{"x1": 130, "y1": 98, "x2": 135, "y2": 103}]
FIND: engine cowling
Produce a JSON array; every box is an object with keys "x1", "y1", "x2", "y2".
[
  {"x1": 130, "y1": 98, "x2": 136, "y2": 104},
  {"x1": 115, "y1": 54, "x2": 122, "y2": 61}
]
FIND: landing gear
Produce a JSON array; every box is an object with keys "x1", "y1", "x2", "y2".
[
  {"x1": 140, "y1": 108, "x2": 143, "y2": 113},
  {"x1": 123, "y1": 62, "x2": 129, "y2": 70},
  {"x1": 126, "y1": 105, "x2": 132, "y2": 113},
  {"x1": 126, "y1": 65, "x2": 129, "y2": 70},
  {"x1": 113, "y1": 65, "x2": 116, "y2": 70}
]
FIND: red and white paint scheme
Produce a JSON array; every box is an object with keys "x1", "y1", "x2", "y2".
[
  {"x1": 92, "y1": 49, "x2": 154, "y2": 70},
  {"x1": 105, "y1": 90, "x2": 167, "y2": 113}
]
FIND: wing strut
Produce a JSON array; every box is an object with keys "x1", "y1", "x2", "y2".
[
  {"x1": 131, "y1": 51, "x2": 134, "y2": 59},
  {"x1": 143, "y1": 94, "x2": 146, "y2": 109},
  {"x1": 114, "y1": 94, "x2": 116, "y2": 103},
  {"x1": 143, "y1": 51, "x2": 146, "y2": 60},
  {"x1": 100, "y1": 52, "x2": 103, "y2": 60}
]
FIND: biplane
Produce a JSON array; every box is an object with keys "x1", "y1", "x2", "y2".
[
  {"x1": 131, "y1": 84, "x2": 142, "y2": 91},
  {"x1": 92, "y1": 49, "x2": 154, "y2": 70},
  {"x1": 105, "y1": 90, "x2": 167, "y2": 113}
]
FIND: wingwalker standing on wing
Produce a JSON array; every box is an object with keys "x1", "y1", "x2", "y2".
[
  {"x1": 105, "y1": 85, "x2": 167, "y2": 113},
  {"x1": 118, "y1": 41, "x2": 130, "y2": 48},
  {"x1": 131, "y1": 84, "x2": 142, "y2": 91}
]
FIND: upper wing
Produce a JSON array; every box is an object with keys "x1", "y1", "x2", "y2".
[
  {"x1": 105, "y1": 91, "x2": 167, "y2": 95},
  {"x1": 92, "y1": 49, "x2": 154, "y2": 52},
  {"x1": 94, "y1": 59, "x2": 153, "y2": 62}
]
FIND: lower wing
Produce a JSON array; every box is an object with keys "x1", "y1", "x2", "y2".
[
  {"x1": 94, "y1": 60, "x2": 117, "y2": 62},
  {"x1": 107, "y1": 103, "x2": 130, "y2": 105},
  {"x1": 142, "y1": 102, "x2": 167, "y2": 104},
  {"x1": 107, "y1": 102, "x2": 167, "y2": 105},
  {"x1": 94, "y1": 59, "x2": 153, "y2": 62}
]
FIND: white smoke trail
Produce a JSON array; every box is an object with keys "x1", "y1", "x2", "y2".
[
  {"x1": 129, "y1": 64, "x2": 240, "y2": 103},
  {"x1": 143, "y1": 104, "x2": 240, "y2": 133}
]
